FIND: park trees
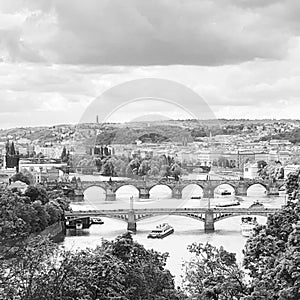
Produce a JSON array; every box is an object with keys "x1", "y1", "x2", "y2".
[
  {"x1": 100, "y1": 158, "x2": 116, "y2": 177},
  {"x1": 242, "y1": 171, "x2": 300, "y2": 299},
  {"x1": 1, "y1": 233, "x2": 184, "y2": 300},
  {"x1": 10, "y1": 172, "x2": 31, "y2": 185},
  {"x1": 183, "y1": 243, "x2": 247, "y2": 300},
  {"x1": 102, "y1": 233, "x2": 183, "y2": 300}
]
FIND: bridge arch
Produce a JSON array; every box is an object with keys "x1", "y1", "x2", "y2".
[
  {"x1": 182, "y1": 184, "x2": 204, "y2": 198},
  {"x1": 135, "y1": 212, "x2": 206, "y2": 223},
  {"x1": 82, "y1": 183, "x2": 107, "y2": 192},
  {"x1": 149, "y1": 184, "x2": 173, "y2": 199},
  {"x1": 83, "y1": 185, "x2": 106, "y2": 201},
  {"x1": 246, "y1": 183, "x2": 268, "y2": 196},
  {"x1": 214, "y1": 183, "x2": 236, "y2": 196},
  {"x1": 115, "y1": 184, "x2": 139, "y2": 199}
]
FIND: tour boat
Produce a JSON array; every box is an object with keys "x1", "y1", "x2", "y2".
[
  {"x1": 91, "y1": 217, "x2": 104, "y2": 225},
  {"x1": 241, "y1": 217, "x2": 258, "y2": 237},
  {"x1": 147, "y1": 223, "x2": 174, "y2": 239},
  {"x1": 249, "y1": 201, "x2": 264, "y2": 209},
  {"x1": 267, "y1": 191, "x2": 280, "y2": 196},
  {"x1": 216, "y1": 200, "x2": 240, "y2": 207},
  {"x1": 220, "y1": 189, "x2": 232, "y2": 196}
]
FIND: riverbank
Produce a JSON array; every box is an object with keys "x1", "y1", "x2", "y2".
[{"x1": 29, "y1": 221, "x2": 65, "y2": 240}]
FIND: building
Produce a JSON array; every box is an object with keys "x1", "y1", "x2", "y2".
[
  {"x1": 237, "y1": 151, "x2": 255, "y2": 169},
  {"x1": 269, "y1": 139, "x2": 292, "y2": 147},
  {"x1": 19, "y1": 161, "x2": 67, "y2": 183},
  {"x1": 243, "y1": 162, "x2": 259, "y2": 179},
  {"x1": 34, "y1": 145, "x2": 64, "y2": 159}
]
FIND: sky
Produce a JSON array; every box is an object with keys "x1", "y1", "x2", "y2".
[{"x1": 1, "y1": 0, "x2": 300, "y2": 128}]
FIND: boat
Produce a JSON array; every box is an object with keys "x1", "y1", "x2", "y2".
[
  {"x1": 91, "y1": 217, "x2": 104, "y2": 225},
  {"x1": 191, "y1": 196, "x2": 201, "y2": 199},
  {"x1": 216, "y1": 200, "x2": 240, "y2": 207},
  {"x1": 220, "y1": 189, "x2": 231, "y2": 196},
  {"x1": 249, "y1": 201, "x2": 264, "y2": 209},
  {"x1": 147, "y1": 223, "x2": 174, "y2": 239},
  {"x1": 241, "y1": 216, "x2": 258, "y2": 237},
  {"x1": 267, "y1": 191, "x2": 279, "y2": 196}
]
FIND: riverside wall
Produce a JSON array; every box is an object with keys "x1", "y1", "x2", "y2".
[{"x1": 30, "y1": 221, "x2": 65, "y2": 239}]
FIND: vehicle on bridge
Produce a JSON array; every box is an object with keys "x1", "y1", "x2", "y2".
[{"x1": 147, "y1": 223, "x2": 174, "y2": 239}]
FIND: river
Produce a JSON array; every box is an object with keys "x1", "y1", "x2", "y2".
[{"x1": 60, "y1": 175, "x2": 286, "y2": 286}]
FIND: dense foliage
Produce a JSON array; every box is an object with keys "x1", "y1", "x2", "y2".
[
  {"x1": 10, "y1": 172, "x2": 31, "y2": 185},
  {"x1": 0, "y1": 185, "x2": 69, "y2": 256},
  {"x1": 183, "y1": 170, "x2": 300, "y2": 299},
  {"x1": 74, "y1": 152, "x2": 184, "y2": 179},
  {"x1": 183, "y1": 243, "x2": 247, "y2": 299},
  {"x1": 1, "y1": 234, "x2": 184, "y2": 300},
  {"x1": 258, "y1": 127, "x2": 300, "y2": 144}
]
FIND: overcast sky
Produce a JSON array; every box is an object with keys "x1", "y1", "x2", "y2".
[{"x1": 1, "y1": 0, "x2": 300, "y2": 128}]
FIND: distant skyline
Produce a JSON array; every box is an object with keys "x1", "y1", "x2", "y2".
[{"x1": 1, "y1": 0, "x2": 300, "y2": 128}]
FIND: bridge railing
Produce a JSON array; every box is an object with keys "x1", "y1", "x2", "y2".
[{"x1": 65, "y1": 206, "x2": 279, "y2": 216}]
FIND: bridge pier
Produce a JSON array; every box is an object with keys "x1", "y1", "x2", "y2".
[
  {"x1": 172, "y1": 188, "x2": 182, "y2": 199},
  {"x1": 203, "y1": 188, "x2": 215, "y2": 199},
  {"x1": 204, "y1": 210, "x2": 215, "y2": 232},
  {"x1": 139, "y1": 188, "x2": 150, "y2": 199},
  {"x1": 236, "y1": 183, "x2": 248, "y2": 196},
  {"x1": 73, "y1": 189, "x2": 84, "y2": 201},
  {"x1": 127, "y1": 210, "x2": 137, "y2": 232},
  {"x1": 267, "y1": 186, "x2": 279, "y2": 196},
  {"x1": 105, "y1": 189, "x2": 116, "y2": 201}
]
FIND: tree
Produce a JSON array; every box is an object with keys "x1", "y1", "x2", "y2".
[
  {"x1": 60, "y1": 146, "x2": 67, "y2": 160},
  {"x1": 243, "y1": 172, "x2": 300, "y2": 299},
  {"x1": 1, "y1": 234, "x2": 184, "y2": 300},
  {"x1": 171, "y1": 163, "x2": 182, "y2": 181},
  {"x1": 183, "y1": 243, "x2": 247, "y2": 299},
  {"x1": 24, "y1": 185, "x2": 48, "y2": 204},
  {"x1": 218, "y1": 156, "x2": 230, "y2": 168},
  {"x1": 138, "y1": 160, "x2": 150, "y2": 177},
  {"x1": 100, "y1": 158, "x2": 115, "y2": 177},
  {"x1": 257, "y1": 160, "x2": 267, "y2": 169},
  {"x1": 1, "y1": 236, "x2": 59, "y2": 300},
  {"x1": 10, "y1": 172, "x2": 31, "y2": 185},
  {"x1": 102, "y1": 233, "x2": 183, "y2": 300}
]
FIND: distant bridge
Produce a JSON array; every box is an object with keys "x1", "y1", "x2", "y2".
[
  {"x1": 65, "y1": 206, "x2": 279, "y2": 232},
  {"x1": 66, "y1": 178, "x2": 285, "y2": 201}
]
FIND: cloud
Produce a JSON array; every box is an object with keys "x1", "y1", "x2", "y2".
[
  {"x1": 1, "y1": 0, "x2": 300, "y2": 128},
  {"x1": 1, "y1": 0, "x2": 300, "y2": 65}
]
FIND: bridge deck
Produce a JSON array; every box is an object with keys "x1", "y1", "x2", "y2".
[{"x1": 65, "y1": 207, "x2": 279, "y2": 217}]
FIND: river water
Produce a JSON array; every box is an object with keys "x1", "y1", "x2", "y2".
[{"x1": 60, "y1": 175, "x2": 286, "y2": 285}]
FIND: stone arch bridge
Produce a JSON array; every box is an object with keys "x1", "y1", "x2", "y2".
[
  {"x1": 65, "y1": 206, "x2": 279, "y2": 232},
  {"x1": 69, "y1": 178, "x2": 285, "y2": 201}
]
